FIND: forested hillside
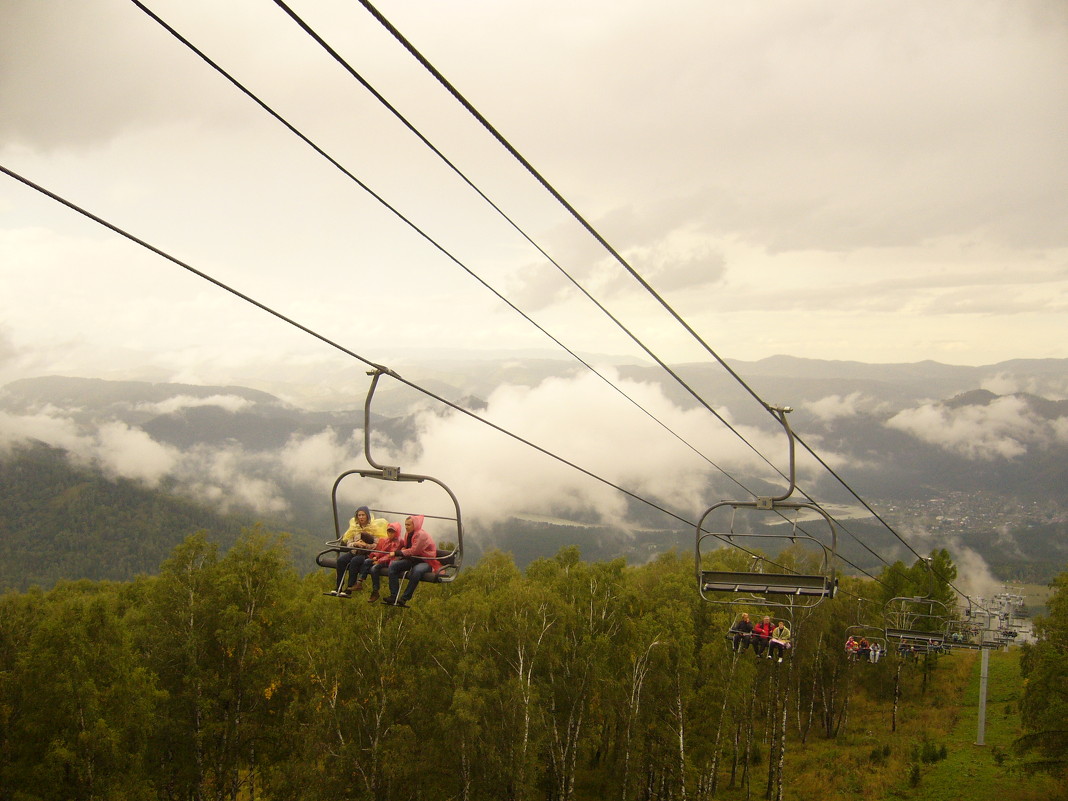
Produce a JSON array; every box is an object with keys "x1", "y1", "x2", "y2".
[
  {"x1": 0, "y1": 530, "x2": 1064, "y2": 801},
  {"x1": 0, "y1": 441, "x2": 313, "y2": 591}
]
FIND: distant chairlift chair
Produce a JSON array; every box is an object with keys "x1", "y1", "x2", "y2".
[{"x1": 695, "y1": 405, "x2": 839, "y2": 617}]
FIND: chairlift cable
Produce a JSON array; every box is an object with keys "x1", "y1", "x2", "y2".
[
  {"x1": 135, "y1": 0, "x2": 904, "y2": 592},
  {"x1": 268, "y1": 0, "x2": 788, "y2": 492},
  {"x1": 2, "y1": 163, "x2": 889, "y2": 593},
  {"x1": 356, "y1": 0, "x2": 967, "y2": 600},
  {"x1": 17, "y1": 4, "x2": 909, "y2": 597},
  {"x1": 129, "y1": 0, "x2": 764, "y2": 509},
  {"x1": 268, "y1": 0, "x2": 902, "y2": 581},
  {"x1": 136, "y1": 0, "x2": 899, "y2": 593}
]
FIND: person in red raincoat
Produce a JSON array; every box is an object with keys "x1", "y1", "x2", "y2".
[{"x1": 383, "y1": 514, "x2": 440, "y2": 607}]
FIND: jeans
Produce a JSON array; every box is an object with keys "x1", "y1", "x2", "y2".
[
  {"x1": 369, "y1": 562, "x2": 389, "y2": 592},
  {"x1": 387, "y1": 558, "x2": 434, "y2": 602},
  {"x1": 335, "y1": 552, "x2": 368, "y2": 590},
  {"x1": 357, "y1": 558, "x2": 378, "y2": 581}
]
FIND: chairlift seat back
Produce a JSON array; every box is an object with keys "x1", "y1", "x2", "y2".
[
  {"x1": 700, "y1": 569, "x2": 836, "y2": 598},
  {"x1": 885, "y1": 627, "x2": 945, "y2": 645}
]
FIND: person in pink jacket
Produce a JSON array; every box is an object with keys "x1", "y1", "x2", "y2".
[
  {"x1": 384, "y1": 514, "x2": 440, "y2": 607},
  {"x1": 361, "y1": 521, "x2": 404, "y2": 601}
]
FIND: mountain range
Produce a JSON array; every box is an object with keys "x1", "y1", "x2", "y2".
[{"x1": 1, "y1": 353, "x2": 1066, "y2": 590}]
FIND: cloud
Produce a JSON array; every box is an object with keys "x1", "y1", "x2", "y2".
[
  {"x1": 0, "y1": 350, "x2": 853, "y2": 544},
  {"x1": 171, "y1": 444, "x2": 289, "y2": 515},
  {"x1": 807, "y1": 392, "x2": 874, "y2": 422},
  {"x1": 982, "y1": 371, "x2": 1068, "y2": 400},
  {"x1": 0, "y1": 325, "x2": 19, "y2": 367},
  {"x1": 886, "y1": 395, "x2": 1066, "y2": 459},
  {"x1": 891, "y1": 523, "x2": 1002, "y2": 603},
  {"x1": 89, "y1": 421, "x2": 179, "y2": 486},
  {"x1": 277, "y1": 429, "x2": 361, "y2": 491},
  {"x1": 952, "y1": 545, "x2": 1004, "y2": 603},
  {"x1": 354, "y1": 369, "x2": 813, "y2": 532},
  {"x1": 0, "y1": 402, "x2": 360, "y2": 515},
  {"x1": 0, "y1": 409, "x2": 178, "y2": 487},
  {"x1": 0, "y1": 408, "x2": 84, "y2": 454},
  {"x1": 133, "y1": 394, "x2": 255, "y2": 415}
]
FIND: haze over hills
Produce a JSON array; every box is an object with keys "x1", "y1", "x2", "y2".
[{"x1": 1, "y1": 353, "x2": 1066, "y2": 591}]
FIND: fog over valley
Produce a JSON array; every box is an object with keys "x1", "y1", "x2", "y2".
[{"x1": 2, "y1": 353, "x2": 1066, "y2": 592}]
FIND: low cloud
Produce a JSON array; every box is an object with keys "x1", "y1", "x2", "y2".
[
  {"x1": 952, "y1": 545, "x2": 1003, "y2": 603},
  {"x1": 364, "y1": 369, "x2": 823, "y2": 531},
  {"x1": 0, "y1": 410, "x2": 178, "y2": 488},
  {"x1": 981, "y1": 371, "x2": 1068, "y2": 400},
  {"x1": 0, "y1": 404, "x2": 362, "y2": 517},
  {"x1": 886, "y1": 395, "x2": 1067, "y2": 460},
  {"x1": 895, "y1": 524, "x2": 1002, "y2": 604},
  {"x1": 0, "y1": 408, "x2": 84, "y2": 454},
  {"x1": 0, "y1": 372, "x2": 860, "y2": 540},
  {"x1": 133, "y1": 394, "x2": 255, "y2": 415},
  {"x1": 88, "y1": 422, "x2": 179, "y2": 486},
  {"x1": 807, "y1": 392, "x2": 884, "y2": 422},
  {"x1": 171, "y1": 445, "x2": 289, "y2": 516}
]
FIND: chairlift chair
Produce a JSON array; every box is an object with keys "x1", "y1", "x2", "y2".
[
  {"x1": 696, "y1": 406, "x2": 838, "y2": 611},
  {"x1": 316, "y1": 368, "x2": 464, "y2": 592},
  {"x1": 845, "y1": 624, "x2": 888, "y2": 661},
  {"x1": 883, "y1": 595, "x2": 950, "y2": 651}
]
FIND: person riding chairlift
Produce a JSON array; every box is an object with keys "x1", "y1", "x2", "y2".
[
  {"x1": 768, "y1": 619, "x2": 791, "y2": 662},
  {"x1": 730, "y1": 612, "x2": 755, "y2": 653},
  {"x1": 330, "y1": 506, "x2": 388, "y2": 597},
  {"x1": 382, "y1": 514, "x2": 441, "y2": 608},
  {"x1": 752, "y1": 615, "x2": 774, "y2": 657}
]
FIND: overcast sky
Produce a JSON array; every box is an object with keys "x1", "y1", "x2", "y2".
[{"x1": 2, "y1": 0, "x2": 1067, "y2": 393}]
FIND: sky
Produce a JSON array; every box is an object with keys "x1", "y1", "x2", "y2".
[
  {"x1": 2, "y1": 0, "x2": 1068, "y2": 396},
  {"x1": 5, "y1": 0, "x2": 1067, "y2": 596}
]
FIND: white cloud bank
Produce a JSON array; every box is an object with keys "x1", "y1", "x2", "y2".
[
  {"x1": 886, "y1": 395, "x2": 1068, "y2": 460},
  {"x1": 0, "y1": 404, "x2": 361, "y2": 516}
]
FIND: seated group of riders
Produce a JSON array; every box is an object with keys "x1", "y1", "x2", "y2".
[
  {"x1": 329, "y1": 506, "x2": 441, "y2": 608},
  {"x1": 729, "y1": 612, "x2": 791, "y2": 662},
  {"x1": 845, "y1": 635, "x2": 883, "y2": 663}
]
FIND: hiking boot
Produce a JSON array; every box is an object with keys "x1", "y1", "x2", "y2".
[{"x1": 367, "y1": 591, "x2": 379, "y2": 603}]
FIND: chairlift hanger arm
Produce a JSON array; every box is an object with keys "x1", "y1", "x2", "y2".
[{"x1": 363, "y1": 366, "x2": 400, "y2": 473}]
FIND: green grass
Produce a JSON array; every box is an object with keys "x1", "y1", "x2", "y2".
[{"x1": 904, "y1": 649, "x2": 1061, "y2": 801}]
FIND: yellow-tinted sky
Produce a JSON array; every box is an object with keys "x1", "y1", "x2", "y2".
[{"x1": 2, "y1": 0, "x2": 1066, "y2": 390}]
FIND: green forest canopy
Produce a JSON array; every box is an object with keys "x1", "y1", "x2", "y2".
[{"x1": 1, "y1": 527, "x2": 1065, "y2": 801}]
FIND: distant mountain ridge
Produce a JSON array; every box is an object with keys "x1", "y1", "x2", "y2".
[{"x1": 2, "y1": 355, "x2": 1067, "y2": 587}]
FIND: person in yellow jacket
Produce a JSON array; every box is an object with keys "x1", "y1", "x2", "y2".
[{"x1": 330, "y1": 505, "x2": 388, "y2": 596}]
